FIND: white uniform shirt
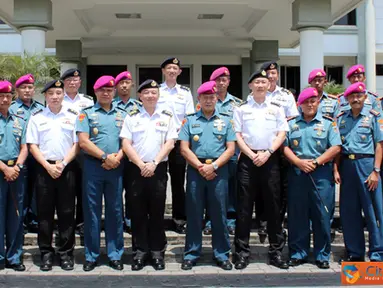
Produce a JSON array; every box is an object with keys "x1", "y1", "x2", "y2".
[
  {"x1": 119, "y1": 106, "x2": 178, "y2": 162},
  {"x1": 63, "y1": 93, "x2": 94, "y2": 113},
  {"x1": 158, "y1": 83, "x2": 195, "y2": 131},
  {"x1": 233, "y1": 96, "x2": 289, "y2": 150},
  {"x1": 26, "y1": 106, "x2": 78, "y2": 161},
  {"x1": 266, "y1": 85, "x2": 298, "y2": 118}
]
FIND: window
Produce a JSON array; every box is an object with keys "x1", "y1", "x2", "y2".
[
  {"x1": 280, "y1": 66, "x2": 300, "y2": 95},
  {"x1": 377, "y1": 65, "x2": 383, "y2": 76},
  {"x1": 334, "y1": 9, "x2": 356, "y2": 26},
  {"x1": 325, "y1": 66, "x2": 343, "y2": 84}
]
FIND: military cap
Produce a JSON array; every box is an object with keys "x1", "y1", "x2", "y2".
[
  {"x1": 93, "y1": 76, "x2": 115, "y2": 90},
  {"x1": 197, "y1": 81, "x2": 217, "y2": 95},
  {"x1": 210, "y1": 67, "x2": 230, "y2": 81},
  {"x1": 0, "y1": 81, "x2": 13, "y2": 93},
  {"x1": 61, "y1": 68, "x2": 81, "y2": 80},
  {"x1": 297, "y1": 87, "x2": 319, "y2": 105},
  {"x1": 346, "y1": 64, "x2": 365, "y2": 79},
  {"x1": 115, "y1": 71, "x2": 133, "y2": 85},
  {"x1": 344, "y1": 82, "x2": 366, "y2": 97},
  {"x1": 42, "y1": 80, "x2": 64, "y2": 93},
  {"x1": 248, "y1": 70, "x2": 269, "y2": 84},
  {"x1": 137, "y1": 79, "x2": 160, "y2": 93},
  {"x1": 160, "y1": 57, "x2": 180, "y2": 68},
  {"x1": 261, "y1": 61, "x2": 278, "y2": 71},
  {"x1": 15, "y1": 74, "x2": 34, "y2": 88},
  {"x1": 308, "y1": 69, "x2": 326, "y2": 84}
]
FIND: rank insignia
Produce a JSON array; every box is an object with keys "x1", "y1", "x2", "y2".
[{"x1": 193, "y1": 135, "x2": 199, "y2": 141}]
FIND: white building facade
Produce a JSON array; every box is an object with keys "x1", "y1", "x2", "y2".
[{"x1": 0, "y1": 0, "x2": 381, "y2": 99}]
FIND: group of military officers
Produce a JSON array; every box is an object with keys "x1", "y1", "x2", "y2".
[{"x1": 0, "y1": 57, "x2": 383, "y2": 273}]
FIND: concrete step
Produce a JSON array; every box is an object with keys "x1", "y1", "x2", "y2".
[{"x1": 23, "y1": 229, "x2": 352, "y2": 247}]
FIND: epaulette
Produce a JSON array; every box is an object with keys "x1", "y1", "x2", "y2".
[
  {"x1": 116, "y1": 106, "x2": 127, "y2": 112},
  {"x1": 322, "y1": 115, "x2": 334, "y2": 122},
  {"x1": 282, "y1": 88, "x2": 292, "y2": 94},
  {"x1": 11, "y1": 113, "x2": 25, "y2": 120},
  {"x1": 129, "y1": 109, "x2": 139, "y2": 116},
  {"x1": 34, "y1": 100, "x2": 45, "y2": 107},
  {"x1": 11, "y1": 100, "x2": 16, "y2": 105},
  {"x1": 368, "y1": 90, "x2": 379, "y2": 98},
  {"x1": 327, "y1": 94, "x2": 338, "y2": 100},
  {"x1": 83, "y1": 94, "x2": 94, "y2": 101},
  {"x1": 233, "y1": 96, "x2": 243, "y2": 103},
  {"x1": 337, "y1": 93, "x2": 344, "y2": 98},
  {"x1": 287, "y1": 116, "x2": 297, "y2": 122},
  {"x1": 67, "y1": 108, "x2": 78, "y2": 115},
  {"x1": 186, "y1": 112, "x2": 197, "y2": 117},
  {"x1": 82, "y1": 106, "x2": 93, "y2": 111},
  {"x1": 180, "y1": 85, "x2": 190, "y2": 92},
  {"x1": 162, "y1": 110, "x2": 173, "y2": 117},
  {"x1": 219, "y1": 112, "x2": 230, "y2": 117},
  {"x1": 239, "y1": 101, "x2": 247, "y2": 107},
  {"x1": 370, "y1": 109, "x2": 381, "y2": 117},
  {"x1": 270, "y1": 101, "x2": 281, "y2": 107},
  {"x1": 32, "y1": 108, "x2": 43, "y2": 116},
  {"x1": 134, "y1": 99, "x2": 142, "y2": 106}
]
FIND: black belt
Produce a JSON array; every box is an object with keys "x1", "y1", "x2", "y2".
[
  {"x1": 198, "y1": 158, "x2": 217, "y2": 164},
  {"x1": 251, "y1": 149, "x2": 267, "y2": 153},
  {"x1": 47, "y1": 160, "x2": 63, "y2": 164},
  {"x1": 1, "y1": 159, "x2": 17, "y2": 167},
  {"x1": 342, "y1": 154, "x2": 374, "y2": 160}
]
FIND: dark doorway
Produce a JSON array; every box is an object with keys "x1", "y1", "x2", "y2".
[
  {"x1": 86, "y1": 65, "x2": 127, "y2": 98},
  {"x1": 201, "y1": 65, "x2": 243, "y2": 99}
]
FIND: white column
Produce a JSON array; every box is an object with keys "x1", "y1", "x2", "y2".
[
  {"x1": 20, "y1": 27, "x2": 46, "y2": 55},
  {"x1": 365, "y1": 0, "x2": 376, "y2": 91},
  {"x1": 299, "y1": 28, "x2": 324, "y2": 91},
  {"x1": 60, "y1": 62, "x2": 79, "y2": 75}
]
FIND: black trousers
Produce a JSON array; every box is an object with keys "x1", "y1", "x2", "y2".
[
  {"x1": 74, "y1": 155, "x2": 83, "y2": 227},
  {"x1": 123, "y1": 158, "x2": 133, "y2": 226},
  {"x1": 36, "y1": 161, "x2": 76, "y2": 260},
  {"x1": 168, "y1": 141, "x2": 186, "y2": 224},
  {"x1": 128, "y1": 162, "x2": 168, "y2": 260},
  {"x1": 235, "y1": 153, "x2": 285, "y2": 258}
]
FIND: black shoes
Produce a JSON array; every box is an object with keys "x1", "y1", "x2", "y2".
[
  {"x1": 132, "y1": 259, "x2": 145, "y2": 271},
  {"x1": 269, "y1": 254, "x2": 289, "y2": 269},
  {"x1": 61, "y1": 259, "x2": 74, "y2": 271},
  {"x1": 288, "y1": 258, "x2": 308, "y2": 267},
  {"x1": 152, "y1": 258, "x2": 165, "y2": 270},
  {"x1": 216, "y1": 259, "x2": 233, "y2": 270},
  {"x1": 234, "y1": 257, "x2": 249, "y2": 270},
  {"x1": 203, "y1": 227, "x2": 212, "y2": 235},
  {"x1": 40, "y1": 256, "x2": 53, "y2": 272},
  {"x1": 109, "y1": 260, "x2": 123, "y2": 271},
  {"x1": 316, "y1": 260, "x2": 330, "y2": 269},
  {"x1": 5, "y1": 262, "x2": 26, "y2": 272},
  {"x1": 339, "y1": 256, "x2": 365, "y2": 264},
  {"x1": 228, "y1": 227, "x2": 235, "y2": 236},
  {"x1": 83, "y1": 261, "x2": 97, "y2": 272},
  {"x1": 175, "y1": 223, "x2": 186, "y2": 234},
  {"x1": 330, "y1": 229, "x2": 336, "y2": 243},
  {"x1": 181, "y1": 260, "x2": 196, "y2": 270}
]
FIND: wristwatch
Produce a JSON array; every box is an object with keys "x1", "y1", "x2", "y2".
[
  {"x1": 152, "y1": 160, "x2": 159, "y2": 166},
  {"x1": 313, "y1": 159, "x2": 319, "y2": 167},
  {"x1": 267, "y1": 148, "x2": 275, "y2": 155},
  {"x1": 62, "y1": 160, "x2": 68, "y2": 168},
  {"x1": 16, "y1": 163, "x2": 24, "y2": 169},
  {"x1": 101, "y1": 153, "x2": 107, "y2": 162},
  {"x1": 212, "y1": 162, "x2": 219, "y2": 170},
  {"x1": 374, "y1": 167, "x2": 381, "y2": 173}
]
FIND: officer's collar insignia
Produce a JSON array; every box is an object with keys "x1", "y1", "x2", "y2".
[{"x1": 67, "y1": 108, "x2": 78, "y2": 115}]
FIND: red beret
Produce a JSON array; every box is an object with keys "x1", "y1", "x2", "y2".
[
  {"x1": 0, "y1": 81, "x2": 13, "y2": 93},
  {"x1": 93, "y1": 76, "x2": 115, "y2": 90},
  {"x1": 344, "y1": 82, "x2": 366, "y2": 97},
  {"x1": 347, "y1": 65, "x2": 365, "y2": 79},
  {"x1": 197, "y1": 81, "x2": 217, "y2": 95},
  {"x1": 210, "y1": 67, "x2": 230, "y2": 81},
  {"x1": 308, "y1": 69, "x2": 326, "y2": 84},
  {"x1": 297, "y1": 87, "x2": 319, "y2": 105},
  {"x1": 15, "y1": 74, "x2": 34, "y2": 88},
  {"x1": 115, "y1": 71, "x2": 132, "y2": 85}
]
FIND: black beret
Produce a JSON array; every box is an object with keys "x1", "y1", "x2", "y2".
[
  {"x1": 248, "y1": 70, "x2": 269, "y2": 84},
  {"x1": 160, "y1": 57, "x2": 180, "y2": 68},
  {"x1": 137, "y1": 79, "x2": 160, "y2": 93},
  {"x1": 61, "y1": 68, "x2": 81, "y2": 80},
  {"x1": 261, "y1": 61, "x2": 278, "y2": 71},
  {"x1": 42, "y1": 80, "x2": 64, "y2": 93}
]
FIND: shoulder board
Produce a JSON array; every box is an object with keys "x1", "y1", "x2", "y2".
[
  {"x1": 162, "y1": 110, "x2": 173, "y2": 117},
  {"x1": 82, "y1": 105, "x2": 93, "y2": 111},
  {"x1": 219, "y1": 112, "x2": 230, "y2": 117},
  {"x1": 67, "y1": 108, "x2": 78, "y2": 115},
  {"x1": 180, "y1": 85, "x2": 190, "y2": 92},
  {"x1": 370, "y1": 109, "x2": 381, "y2": 116},
  {"x1": 270, "y1": 101, "x2": 281, "y2": 107},
  {"x1": 32, "y1": 108, "x2": 43, "y2": 116},
  {"x1": 34, "y1": 100, "x2": 44, "y2": 107},
  {"x1": 186, "y1": 112, "x2": 197, "y2": 117},
  {"x1": 11, "y1": 100, "x2": 16, "y2": 105},
  {"x1": 129, "y1": 109, "x2": 139, "y2": 116},
  {"x1": 11, "y1": 113, "x2": 25, "y2": 120},
  {"x1": 287, "y1": 116, "x2": 297, "y2": 122},
  {"x1": 368, "y1": 90, "x2": 379, "y2": 98},
  {"x1": 233, "y1": 96, "x2": 243, "y2": 103},
  {"x1": 134, "y1": 99, "x2": 142, "y2": 105},
  {"x1": 336, "y1": 111, "x2": 345, "y2": 118},
  {"x1": 327, "y1": 94, "x2": 338, "y2": 100},
  {"x1": 322, "y1": 115, "x2": 334, "y2": 122},
  {"x1": 83, "y1": 94, "x2": 94, "y2": 101},
  {"x1": 116, "y1": 106, "x2": 127, "y2": 112},
  {"x1": 282, "y1": 88, "x2": 292, "y2": 94},
  {"x1": 337, "y1": 93, "x2": 344, "y2": 98},
  {"x1": 239, "y1": 101, "x2": 247, "y2": 107}
]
